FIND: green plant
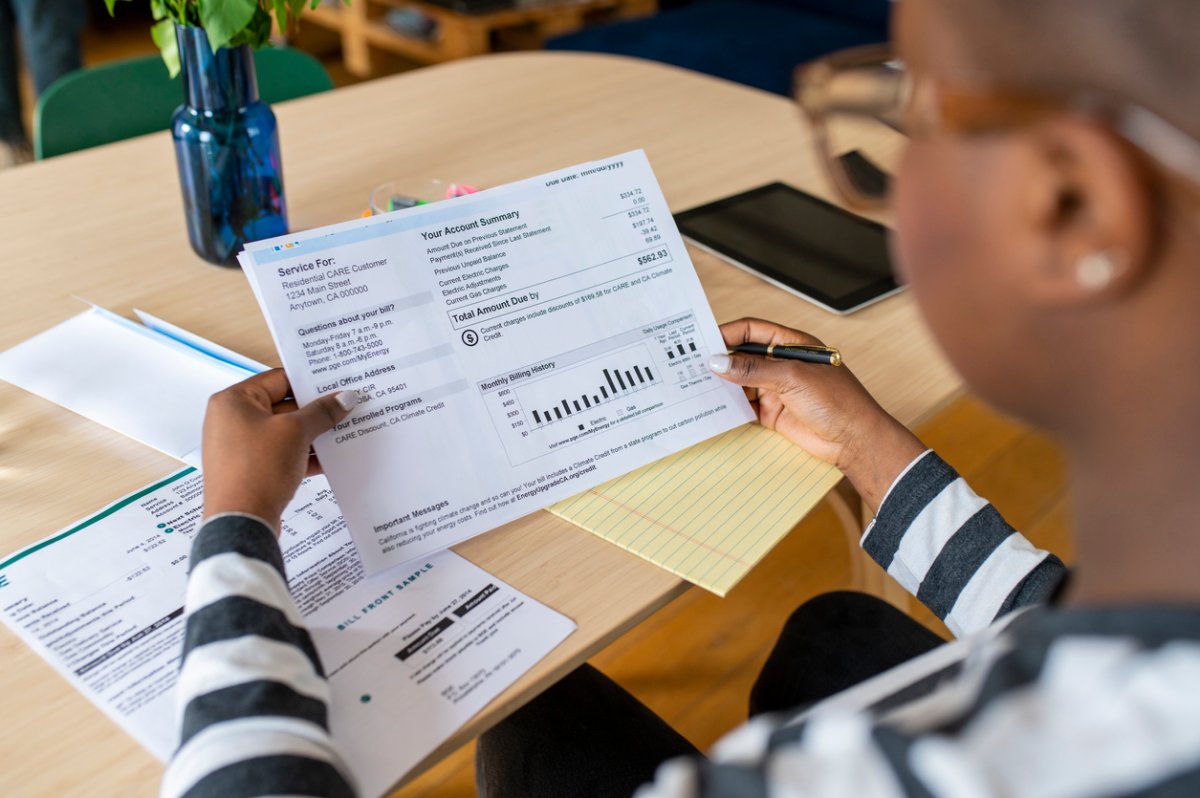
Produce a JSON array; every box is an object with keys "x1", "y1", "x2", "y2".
[{"x1": 103, "y1": 0, "x2": 335, "y2": 77}]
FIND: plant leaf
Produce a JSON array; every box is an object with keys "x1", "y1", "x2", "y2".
[
  {"x1": 274, "y1": 0, "x2": 288, "y2": 30},
  {"x1": 289, "y1": 0, "x2": 306, "y2": 17},
  {"x1": 150, "y1": 18, "x2": 181, "y2": 77},
  {"x1": 199, "y1": 0, "x2": 257, "y2": 51},
  {"x1": 104, "y1": 0, "x2": 118, "y2": 16},
  {"x1": 229, "y1": 6, "x2": 272, "y2": 48}
]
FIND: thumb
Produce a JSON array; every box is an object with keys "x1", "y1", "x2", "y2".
[
  {"x1": 293, "y1": 390, "x2": 361, "y2": 441},
  {"x1": 708, "y1": 352, "x2": 800, "y2": 392}
]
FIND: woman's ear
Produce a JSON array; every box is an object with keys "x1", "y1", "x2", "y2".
[{"x1": 1018, "y1": 117, "x2": 1157, "y2": 306}]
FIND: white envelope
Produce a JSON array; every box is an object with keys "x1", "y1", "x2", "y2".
[{"x1": 0, "y1": 306, "x2": 267, "y2": 465}]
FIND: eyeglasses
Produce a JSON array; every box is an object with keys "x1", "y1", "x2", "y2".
[{"x1": 794, "y1": 44, "x2": 1200, "y2": 211}]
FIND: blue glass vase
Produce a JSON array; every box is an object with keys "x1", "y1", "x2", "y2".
[{"x1": 172, "y1": 25, "x2": 287, "y2": 267}]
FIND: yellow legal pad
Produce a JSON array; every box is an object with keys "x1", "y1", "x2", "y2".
[{"x1": 549, "y1": 423, "x2": 841, "y2": 596}]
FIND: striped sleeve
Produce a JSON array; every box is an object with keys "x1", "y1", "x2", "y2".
[
  {"x1": 860, "y1": 451, "x2": 1065, "y2": 637},
  {"x1": 160, "y1": 514, "x2": 357, "y2": 798},
  {"x1": 635, "y1": 712, "x2": 924, "y2": 798},
  {"x1": 637, "y1": 610, "x2": 1200, "y2": 798}
]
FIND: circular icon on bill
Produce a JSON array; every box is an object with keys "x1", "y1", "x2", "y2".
[{"x1": 461, "y1": 329, "x2": 479, "y2": 346}]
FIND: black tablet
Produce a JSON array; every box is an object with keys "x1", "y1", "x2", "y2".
[{"x1": 675, "y1": 182, "x2": 901, "y2": 314}]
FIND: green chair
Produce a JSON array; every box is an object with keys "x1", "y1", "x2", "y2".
[{"x1": 34, "y1": 47, "x2": 334, "y2": 160}]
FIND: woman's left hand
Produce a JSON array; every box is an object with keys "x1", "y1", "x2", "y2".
[{"x1": 201, "y1": 369, "x2": 360, "y2": 534}]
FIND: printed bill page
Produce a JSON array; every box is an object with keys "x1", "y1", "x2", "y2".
[{"x1": 240, "y1": 150, "x2": 755, "y2": 573}]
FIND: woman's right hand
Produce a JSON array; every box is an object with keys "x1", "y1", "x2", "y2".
[
  {"x1": 709, "y1": 318, "x2": 926, "y2": 512},
  {"x1": 201, "y1": 369, "x2": 360, "y2": 533}
]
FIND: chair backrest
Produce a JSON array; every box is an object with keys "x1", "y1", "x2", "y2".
[{"x1": 34, "y1": 47, "x2": 334, "y2": 160}]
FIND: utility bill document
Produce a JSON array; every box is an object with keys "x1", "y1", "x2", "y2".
[
  {"x1": 0, "y1": 471, "x2": 575, "y2": 798},
  {"x1": 240, "y1": 150, "x2": 755, "y2": 573}
]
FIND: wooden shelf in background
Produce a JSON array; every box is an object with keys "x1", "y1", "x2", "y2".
[{"x1": 302, "y1": 0, "x2": 657, "y2": 77}]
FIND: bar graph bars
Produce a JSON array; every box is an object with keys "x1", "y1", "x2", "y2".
[
  {"x1": 520, "y1": 336, "x2": 699, "y2": 428},
  {"x1": 665, "y1": 340, "x2": 698, "y2": 360},
  {"x1": 531, "y1": 360, "x2": 657, "y2": 426}
]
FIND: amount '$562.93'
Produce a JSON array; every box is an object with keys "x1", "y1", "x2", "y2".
[{"x1": 638, "y1": 248, "x2": 670, "y2": 266}]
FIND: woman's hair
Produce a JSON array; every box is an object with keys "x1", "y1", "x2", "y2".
[{"x1": 937, "y1": 0, "x2": 1200, "y2": 140}]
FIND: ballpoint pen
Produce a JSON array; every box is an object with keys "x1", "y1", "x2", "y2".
[{"x1": 732, "y1": 343, "x2": 842, "y2": 366}]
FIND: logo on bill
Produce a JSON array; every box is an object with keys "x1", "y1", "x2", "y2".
[{"x1": 272, "y1": 242, "x2": 300, "y2": 251}]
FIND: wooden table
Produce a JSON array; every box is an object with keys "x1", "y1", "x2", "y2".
[
  {"x1": 305, "y1": 0, "x2": 657, "y2": 77},
  {"x1": 0, "y1": 53, "x2": 960, "y2": 796}
]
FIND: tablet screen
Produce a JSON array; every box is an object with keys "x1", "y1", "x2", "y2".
[{"x1": 674, "y1": 182, "x2": 899, "y2": 313}]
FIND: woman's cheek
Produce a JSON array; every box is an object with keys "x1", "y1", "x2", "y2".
[
  {"x1": 890, "y1": 139, "x2": 990, "y2": 370},
  {"x1": 892, "y1": 140, "x2": 964, "y2": 295}
]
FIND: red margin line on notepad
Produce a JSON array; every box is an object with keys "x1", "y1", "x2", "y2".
[{"x1": 586, "y1": 491, "x2": 751, "y2": 568}]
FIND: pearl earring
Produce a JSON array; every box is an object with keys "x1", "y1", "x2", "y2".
[{"x1": 1076, "y1": 251, "x2": 1120, "y2": 290}]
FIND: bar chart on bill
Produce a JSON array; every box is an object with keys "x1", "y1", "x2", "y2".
[{"x1": 476, "y1": 311, "x2": 721, "y2": 464}]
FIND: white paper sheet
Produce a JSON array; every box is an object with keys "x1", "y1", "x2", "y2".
[
  {"x1": 133, "y1": 308, "x2": 271, "y2": 374},
  {"x1": 239, "y1": 150, "x2": 756, "y2": 573},
  {"x1": 0, "y1": 307, "x2": 256, "y2": 465},
  {"x1": 0, "y1": 470, "x2": 575, "y2": 797}
]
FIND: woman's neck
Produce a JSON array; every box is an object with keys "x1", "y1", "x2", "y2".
[{"x1": 1063, "y1": 368, "x2": 1200, "y2": 607}]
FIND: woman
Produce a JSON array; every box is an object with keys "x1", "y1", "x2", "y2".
[{"x1": 162, "y1": 0, "x2": 1200, "y2": 795}]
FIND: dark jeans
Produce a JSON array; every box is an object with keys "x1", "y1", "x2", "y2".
[
  {"x1": 477, "y1": 591, "x2": 944, "y2": 798},
  {"x1": 0, "y1": 0, "x2": 85, "y2": 142}
]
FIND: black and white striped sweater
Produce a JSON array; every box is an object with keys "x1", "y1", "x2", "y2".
[{"x1": 163, "y1": 451, "x2": 1200, "y2": 798}]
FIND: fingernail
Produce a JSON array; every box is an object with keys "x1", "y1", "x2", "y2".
[
  {"x1": 335, "y1": 390, "x2": 360, "y2": 411},
  {"x1": 707, "y1": 354, "x2": 731, "y2": 374}
]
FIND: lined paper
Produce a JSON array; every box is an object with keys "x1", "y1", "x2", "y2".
[{"x1": 549, "y1": 424, "x2": 842, "y2": 596}]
